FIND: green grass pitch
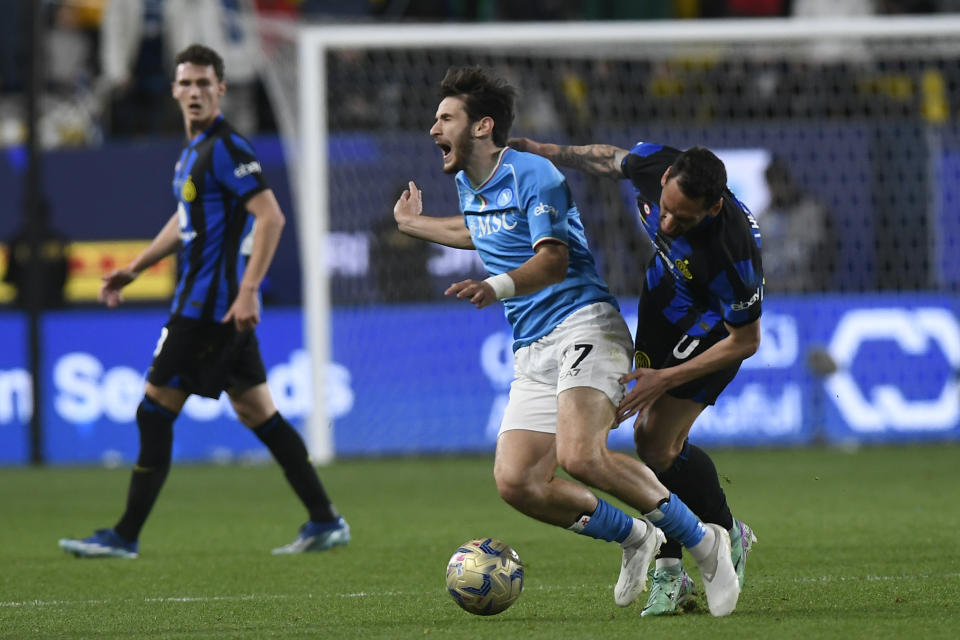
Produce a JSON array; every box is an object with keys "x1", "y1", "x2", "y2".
[{"x1": 2, "y1": 444, "x2": 959, "y2": 639}]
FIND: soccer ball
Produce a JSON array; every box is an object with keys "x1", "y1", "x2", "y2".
[{"x1": 445, "y1": 537, "x2": 524, "y2": 616}]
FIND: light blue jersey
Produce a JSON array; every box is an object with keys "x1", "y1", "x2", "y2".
[{"x1": 455, "y1": 148, "x2": 616, "y2": 350}]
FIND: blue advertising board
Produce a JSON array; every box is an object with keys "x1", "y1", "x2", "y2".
[
  {"x1": 0, "y1": 313, "x2": 28, "y2": 464},
  {"x1": 0, "y1": 294, "x2": 957, "y2": 465}
]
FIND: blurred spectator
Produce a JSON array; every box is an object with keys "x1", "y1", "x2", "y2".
[
  {"x1": 47, "y1": 0, "x2": 102, "y2": 95},
  {"x1": 3, "y1": 200, "x2": 69, "y2": 309},
  {"x1": 100, "y1": 0, "x2": 260, "y2": 137},
  {"x1": 792, "y1": 0, "x2": 877, "y2": 63},
  {"x1": 722, "y1": 0, "x2": 788, "y2": 16},
  {"x1": 100, "y1": 0, "x2": 179, "y2": 136},
  {"x1": 44, "y1": 1, "x2": 105, "y2": 147},
  {"x1": 877, "y1": 0, "x2": 938, "y2": 10},
  {"x1": 0, "y1": 0, "x2": 26, "y2": 95},
  {"x1": 581, "y1": 0, "x2": 673, "y2": 19},
  {"x1": 497, "y1": 1, "x2": 583, "y2": 20},
  {"x1": 757, "y1": 156, "x2": 834, "y2": 293},
  {"x1": 792, "y1": 0, "x2": 876, "y2": 14},
  {"x1": 253, "y1": 0, "x2": 301, "y2": 16}
]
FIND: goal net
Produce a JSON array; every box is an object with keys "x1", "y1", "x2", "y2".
[{"x1": 255, "y1": 16, "x2": 960, "y2": 461}]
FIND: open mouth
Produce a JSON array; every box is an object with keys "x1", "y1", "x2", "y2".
[{"x1": 437, "y1": 142, "x2": 452, "y2": 161}]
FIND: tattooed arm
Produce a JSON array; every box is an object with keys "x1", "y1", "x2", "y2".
[{"x1": 508, "y1": 137, "x2": 628, "y2": 180}]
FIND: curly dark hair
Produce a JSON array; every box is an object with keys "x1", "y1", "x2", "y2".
[
  {"x1": 173, "y1": 44, "x2": 225, "y2": 81},
  {"x1": 438, "y1": 66, "x2": 516, "y2": 147}
]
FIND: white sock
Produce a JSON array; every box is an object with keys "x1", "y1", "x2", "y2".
[
  {"x1": 687, "y1": 524, "x2": 717, "y2": 566},
  {"x1": 620, "y1": 518, "x2": 649, "y2": 547},
  {"x1": 655, "y1": 557, "x2": 682, "y2": 570}
]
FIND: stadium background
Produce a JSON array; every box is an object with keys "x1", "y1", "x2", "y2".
[{"x1": 1, "y1": 0, "x2": 959, "y2": 466}]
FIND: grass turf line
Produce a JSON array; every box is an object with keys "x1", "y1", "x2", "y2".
[{"x1": 1, "y1": 444, "x2": 958, "y2": 639}]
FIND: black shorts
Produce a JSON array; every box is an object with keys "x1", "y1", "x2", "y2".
[
  {"x1": 634, "y1": 296, "x2": 741, "y2": 406},
  {"x1": 146, "y1": 315, "x2": 268, "y2": 399}
]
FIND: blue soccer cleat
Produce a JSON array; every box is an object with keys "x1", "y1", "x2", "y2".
[
  {"x1": 272, "y1": 517, "x2": 350, "y2": 554},
  {"x1": 59, "y1": 528, "x2": 139, "y2": 559}
]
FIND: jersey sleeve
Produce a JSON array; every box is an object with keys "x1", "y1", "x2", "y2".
[
  {"x1": 620, "y1": 142, "x2": 680, "y2": 199},
  {"x1": 518, "y1": 157, "x2": 572, "y2": 248},
  {"x1": 212, "y1": 134, "x2": 270, "y2": 203},
  {"x1": 710, "y1": 256, "x2": 764, "y2": 326}
]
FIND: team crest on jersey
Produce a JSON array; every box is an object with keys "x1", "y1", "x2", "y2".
[
  {"x1": 634, "y1": 350, "x2": 651, "y2": 369},
  {"x1": 497, "y1": 188, "x2": 513, "y2": 207},
  {"x1": 181, "y1": 177, "x2": 197, "y2": 202},
  {"x1": 674, "y1": 258, "x2": 693, "y2": 280},
  {"x1": 642, "y1": 202, "x2": 651, "y2": 217}
]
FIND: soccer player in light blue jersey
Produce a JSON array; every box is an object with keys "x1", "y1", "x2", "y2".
[{"x1": 394, "y1": 66, "x2": 739, "y2": 616}]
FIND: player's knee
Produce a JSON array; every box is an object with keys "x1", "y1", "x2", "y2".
[
  {"x1": 233, "y1": 403, "x2": 257, "y2": 427},
  {"x1": 556, "y1": 445, "x2": 604, "y2": 487},
  {"x1": 494, "y1": 468, "x2": 540, "y2": 511},
  {"x1": 635, "y1": 438, "x2": 679, "y2": 473},
  {"x1": 232, "y1": 400, "x2": 270, "y2": 427},
  {"x1": 230, "y1": 392, "x2": 275, "y2": 428}
]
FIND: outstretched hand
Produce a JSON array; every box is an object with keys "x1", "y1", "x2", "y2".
[
  {"x1": 445, "y1": 279, "x2": 498, "y2": 309},
  {"x1": 98, "y1": 269, "x2": 138, "y2": 308},
  {"x1": 393, "y1": 180, "x2": 423, "y2": 230},
  {"x1": 616, "y1": 367, "x2": 670, "y2": 422}
]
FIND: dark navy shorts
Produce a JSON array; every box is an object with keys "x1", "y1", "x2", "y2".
[
  {"x1": 633, "y1": 298, "x2": 742, "y2": 406},
  {"x1": 147, "y1": 315, "x2": 267, "y2": 399}
]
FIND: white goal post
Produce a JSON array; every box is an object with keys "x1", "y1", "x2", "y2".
[{"x1": 282, "y1": 15, "x2": 960, "y2": 463}]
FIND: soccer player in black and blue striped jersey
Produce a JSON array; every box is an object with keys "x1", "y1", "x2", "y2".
[
  {"x1": 510, "y1": 136, "x2": 761, "y2": 616},
  {"x1": 59, "y1": 44, "x2": 348, "y2": 559}
]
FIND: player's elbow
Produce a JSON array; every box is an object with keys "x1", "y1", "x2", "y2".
[
  {"x1": 535, "y1": 241, "x2": 568, "y2": 285},
  {"x1": 545, "y1": 261, "x2": 567, "y2": 285},
  {"x1": 737, "y1": 326, "x2": 761, "y2": 358}
]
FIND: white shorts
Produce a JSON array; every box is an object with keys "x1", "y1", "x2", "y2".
[{"x1": 499, "y1": 302, "x2": 633, "y2": 436}]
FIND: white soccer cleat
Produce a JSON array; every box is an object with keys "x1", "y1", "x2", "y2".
[
  {"x1": 614, "y1": 519, "x2": 666, "y2": 607},
  {"x1": 696, "y1": 523, "x2": 740, "y2": 616}
]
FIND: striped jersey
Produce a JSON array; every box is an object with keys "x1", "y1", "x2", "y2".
[
  {"x1": 170, "y1": 115, "x2": 268, "y2": 321},
  {"x1": 621, "y1": 142, "x2": 764, "y2": 335},
  {"x1": 455, "y1": 148, "x2": 616, "y2": 350}
]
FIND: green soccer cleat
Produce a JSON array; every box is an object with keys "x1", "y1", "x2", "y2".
[
  {"x1": 730, "y1": 519, "x2": 757, "y2": 589},
  {"x1": 640, "y1": 564, "x2": 698, "y2": 617}
]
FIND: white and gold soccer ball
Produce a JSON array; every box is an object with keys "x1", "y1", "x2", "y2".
[{"x1": 445, "y1": 537, "x2": 524, "y2": 616}]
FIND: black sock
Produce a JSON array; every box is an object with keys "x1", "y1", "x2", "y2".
[
  {"x1": 253, "y1": 413, "x2": 337, "y2": 523},
  {"x1": 654, "y1": 440, "x2": 733, "y2": 560},
  {"x1": 114, "y1": 396, "x2": 175, "y2": 542}
]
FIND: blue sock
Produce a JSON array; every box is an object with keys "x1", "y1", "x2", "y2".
[
  {"x1": 567, "y1": 498, "x2": 634, "y2": 543},
  {"x1": 644, "y1": 493, "x2": 706, "y2": 548}
]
